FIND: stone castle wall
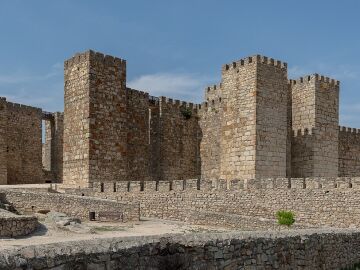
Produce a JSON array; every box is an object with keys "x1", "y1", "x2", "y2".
[
  {"x1": 339, "y1": 127, "x2": 360, "y2": 176},
  {"x1": 0, "y1": 99, "x2": 43, "y2": 185},
  {"x1": 290, "y1": 75, "x2": 340, "y2": 178},
  {"x1": 42, "y1": 112, "x2": 64, "y2": 182},
  {"x1": 155, "y1": 98, "x2": 200, "y2": 180},
  {"x1": 0, "y1": 98, "x2": 7, "y2": 185},
  {"x1": 126, "y1": 88, "x2": 150, "y2": 181},
  {"x1": 67, "y1": 177, "x2": 360, "y2": 230},
  {"x1": 199, "y1": 86, "x2": 222, "y2": 180},
  {"x1": 1, "y1": 50, "x2": 360, "y2": 186}
]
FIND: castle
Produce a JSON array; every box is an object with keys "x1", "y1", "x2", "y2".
[{"x1": 0, "y1": 50, "x2": 359, "y2": 187}]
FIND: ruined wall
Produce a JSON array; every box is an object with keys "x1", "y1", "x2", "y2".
[
  {"x1": 0, "y1": 98, "x2": 7, "y2": 184},
  {"x1": 155, "y1": 98, "x2": 200, "y2": 180},
  {"x1": 339, "y1": 127, "x2": 360, "y2": 176},
  {"x1": 126, "y1": 89, "x2": 150, "y2": 181},
  {"x1": 199, "y1": 85, "x2": 222, "y2": 180},
  {"x1": 291, "y1": 75, "x2": 339, "y2": 177},
  {"x1": 3, "y1": 230, "x2": 360, "y2": 270},
  {"x1": 1, "y1": 189, "x2": 139, "y2": 222},
  {"x1": 6, "y1": 102, "x2": 42, "y2": 184}
]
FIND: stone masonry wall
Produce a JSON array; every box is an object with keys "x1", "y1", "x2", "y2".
[
  {"x1": 0, "y1": 98, "x2": 7, "y2": 184},
  {"x1": 1, "y1": 190, "x2": 139, "y2": 222},
  {"x1": 339, "y1": 127, "x2": 360, "y2": 176},
  {"x1": 199, "y1": 85, "x2": 222, "y2": 180},
  {"x1": 63, "y1": 50, "x2": 127, "y2": 187},
  {"x1": 42, "y1": 113, "x2": 63, "y2": 182},
  {"x1": 5, "y1": 102, "x2": 42, "y2": 184},
  {"x1": 220, "y1": 57, "x2": 257, "y2": 180},
  {"x1": 126, "y1": 88, "x2": 150, "y2": 181},
  {"x1": 290, "y1": 75, "x2": 339, "y2": 177},
  {"x1": 255, "y1": 57, "x2": 288, "y2": 177},
  {"x1": 156, "y1": 97, "x2": 200, "y2": 180},
  {"x1": 3, "y1": 230, "x2": 360, "y2": 270},
  {"x1": 52, "y1": 112, "x2": 64, "y2": 182},
  {"x1": 63, "y1": 52, "x2": 92, "y2": 187},
  {"x1": 69, "y1": 177, "x2": 360, "y2": 230},
  {"x1": 88, "y1": 52, "x2": 127, "y2": 184}
]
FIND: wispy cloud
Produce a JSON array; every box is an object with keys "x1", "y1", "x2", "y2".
[
  {"x1": 0, "y1": 62, "x2": 62, "y2": 84},
  {"x1": 288, "y1": 63, "x2": 360, "y2": 81},
  {"x1": 128, "y1": 72, "x2": 216, "y2": 103},
  {"x1": 0, "y1": 63, "x2": 63, "y2": 112}
]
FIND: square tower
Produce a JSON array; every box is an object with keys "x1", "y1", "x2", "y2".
[
  {"x1": 291, "y1": 75, "x2": 339, "y2": 177},
  {"x1": 220, "y1": 55, "x2": 288, "y2": 180},
  {"x1": 63, "y1": 50, "x2": 127, "y2": 187}
]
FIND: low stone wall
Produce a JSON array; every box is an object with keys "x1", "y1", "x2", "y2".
[
  {"x1": 66, "y1": 177, "x2": 360, "y2": 229},
  {"x1": 1, "y1": 229, "x2": 360, "y2": 269},
  {"x1": 0, "y1": 214, "x2": 38, "y2": 238},
  {"x1": 0, "y1": 190, "x2": 139, "y2": 222}
]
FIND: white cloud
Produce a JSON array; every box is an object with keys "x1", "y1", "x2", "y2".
[
  {"x1": 0, "y1": 62, "x2": 62, "y2": 84},
  {"x1": 288, "y1": 63, "x2": 360, "y2": 81},
  {"x1": 128, "y1": 73, "x2": 216, "y2": 103}
]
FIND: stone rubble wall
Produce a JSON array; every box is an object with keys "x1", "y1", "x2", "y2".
[
  {"x1": 0, "y1": 190, "x2": 139, "y2": 222},
  {"x1": 67, "y1": 177, "x2": 360, "y2": 229},
  {"x1": 0, "y1": 213, "x2": 38, "y2": 238},
  {"x1": 2, "y1": 230, "x2": 360, "y2": 269}
]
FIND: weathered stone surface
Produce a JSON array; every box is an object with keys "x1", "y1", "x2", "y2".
[{"x1": 1, "y1": 229, "x2": 360, "y2": 270}]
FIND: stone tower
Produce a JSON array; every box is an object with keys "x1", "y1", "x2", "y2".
[
  {"x1": 63, "y1": 50, "x2": 127, "y2": 187},
  {"x1": 220, "y1": 55, "x2": 288, "y2": 180},
  {"x1": 291, "y1": 75, "x2": 339, "y2": 177}
]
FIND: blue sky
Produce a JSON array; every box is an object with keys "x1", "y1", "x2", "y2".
[{"x1": 1, "y1": 0, "x2": 360, "y2": 127}]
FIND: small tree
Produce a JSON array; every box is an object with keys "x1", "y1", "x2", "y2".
[{"x1": 276, "y1": 210, "x2": 295, "y2": 227}]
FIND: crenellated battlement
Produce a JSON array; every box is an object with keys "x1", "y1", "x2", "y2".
[
  {"x1": 5, "y1": 101, "x2": 42, "y2": 113},
  {"x1": 222, "y1": 55, "x2": 287, "y2": 72},
  {"x1": 64, "y1": 50, "x2": 126, "y2": 69},
  {"x1": 198, "y1": 96, "x2": 222, "y2": 112},
  {"x1": 289, "y1": 74, "x2": 340, "y2": 87},
  {"x1": 126, "y1": 88, "x2": 149, "y2": 99},
  {"x1": 339, "y1": 126, "x2": 360, "y2": 135},
  {"x1": 292, "y1": 127, "x2": 315, "y2": 137},
  {"x1": 158, "y1": 96, "x2": 199, "y2": 111},
  {"x1": 86, "y1": 177, "x2": 360, "y2": 194}
]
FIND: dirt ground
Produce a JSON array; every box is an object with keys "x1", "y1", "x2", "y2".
[{"x1": 0, "y1": 216, "x2": 231, "y2": 250}]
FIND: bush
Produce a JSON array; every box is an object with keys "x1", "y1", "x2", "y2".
[
  {"x1": 276, "y1": 210, "x2": 295, "y2": 227},
  {"x1": 180, "y1": 107, "x2": 192, "y2": 119}
]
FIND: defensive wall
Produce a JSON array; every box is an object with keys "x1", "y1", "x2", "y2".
[
  {"x1": 66, "y1": 177, "x2": 360, "y2": 230},
  {"x1": 2, "y1": 229, "x2": 360, "y2": 269},
  {"x1": 0, "y1": 190, "x2": 140, "y2": 222},
  {"x1": 1, "y1": 50, "x2": 360, "y2": 188}
]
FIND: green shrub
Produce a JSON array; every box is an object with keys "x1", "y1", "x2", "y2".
[
  {"x1": 276, "y1": 210, "x2": 295, "y2": 227},
  {"x1": 180, "y1": 107, "x2": 192, "y2": 119}
]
